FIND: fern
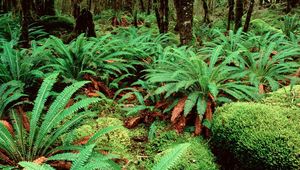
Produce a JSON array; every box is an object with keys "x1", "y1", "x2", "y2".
[
  {"x1": 152, "y1": 143, "x2": 191, "y2": 170},
  {"x1": 0, "y1": 41, "x2": 44, "y2": 84},
  {"x1": 0, "y1": 73, "x2": 101, "y2": 166},
  {"x1": 18, "y1": 162, "x2": 55, "y2": 170},
  {"x1": 0, "y1": 80, "x2": 26, "y2": 118}
]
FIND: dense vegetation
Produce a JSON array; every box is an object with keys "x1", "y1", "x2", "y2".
[{"x1": 0, "y1": 0, "x2": 299, "y2": 169}]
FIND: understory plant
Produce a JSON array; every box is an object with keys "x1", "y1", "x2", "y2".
[
  {"x1": 0, "y1": 81, "x2": 26, "y2": 118},
  {"x1": 146, "y1": 46, "x2": 258, "y2": 135},
  {"x1": 44, "y1": 34, "x2": 132, "y2": 83},
  {"x1": 0, "y1": 73, "x2": 104, "y2": 167},
  {"x1": 238, "y1": 42, "x2": 299, "y2": 93},
  {"x1": 19, "y1": 144, "x2": 120, "y2": 170},
  {"x1": 0, "y1": 41, "x2": 43, "y2": 84}
]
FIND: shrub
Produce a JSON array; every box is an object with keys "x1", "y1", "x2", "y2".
[{"x1": 211, "y1": 102, "x2": 300, "y2": 169}]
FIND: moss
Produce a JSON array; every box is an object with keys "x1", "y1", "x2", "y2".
[
  {"x1": 74, "y1": 117, "x2": 131, "y2": 159},
  {"x1": 263, "y1": 85, "x2": 300, "y2": 108},
  {"x1": 144, "y1": 122, "x2": 218, "y2": 170},
  {"x1": 211, "y1": 102, "x2": 300, "y2": 170}
]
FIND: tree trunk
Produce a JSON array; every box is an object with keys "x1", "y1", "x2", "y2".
[
  {"x1": 286, "y1": 0, "x2": 292, "y2": 13},
  {"x1": 140, "y1": 0, "x2": 145, "y2": 12},
  {"x1": 154, "y1": 0, "x2": 169, "y2": 33},
  {"x1": 243, "y1": 0, "x2": 254, "y2": 32},
  {"x1": 72, "y1": 0, "x2": 80, "y2": 19},
  {"x1": 227, "y1": 0, "x2": 234, "y2": 30},
  {"x1": 174, "y1": 0, "x2": 194, "y2": 45},
  {"x1": 202, "y1": 0, "x2": 210, "y2": 23},
  {"x1": 234, "y1": 0, "x2": 243, "y2": 32},
  {"x1": 147, "y1": 0, "x2": 152, "y2": 14},
  {"x1": 74, "y1": 9, "x2": 96, "y2": 37},
  {"x1": 44, "y1": 0, "x2": 55, "y2": 15},
  {"x1": 33, "y1": 0, "x2": 55, "y2": 17},
  {"x1": 20, "y1": 0, "x2": 30, "y2": 48}
]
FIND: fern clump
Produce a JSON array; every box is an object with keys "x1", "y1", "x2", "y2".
[{"x1": 0, "y1": 73, "x2": 102, "y2": 167}]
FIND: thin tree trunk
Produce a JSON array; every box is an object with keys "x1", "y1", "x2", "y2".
[
  {"x1": 243, "y1": 0, "x2": 254, "y2": 32},
  {"x1": 147, "y1": 0, "x2": 152, "y2": 14},
  {"x1": 140, "y1": 0, "x2": 145, "y2": 12},
  {"x1": 72, "y1": 0, "x2": 80, "y2": 19},
  {"x1": 44, "y1": 0, "x2": 55, "y2": 15},
  {"x1": 202, "y1": 0, "x2": 210, "y2": 23},
  {"x1": 174, "y1": 0, "x2": 194, "y2": 45},
  {"x1": 20, "y1": 0, "x2": 30, "y2": 48},
  {"x1": 227, "y1": 0, "x2": 234, "y2": 30},
  {"x1": 154, "y1": 0, "x2": 169, "y2": 33},
  {"x1": 234, "y1": 0, "x2": 243, "y2": 32}
]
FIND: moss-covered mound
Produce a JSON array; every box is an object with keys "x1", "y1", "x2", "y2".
[
  {"x1": 211, "y1": 102, "x2": 300, "y2": 170},
  {"x1": 144, "y1": 123, "x2": 218, "y2": 170},
  {"x1": 263, "y1": 85, "x2": 300, "y2": 107},
  {"x1": 74, "y1": 117, "x2": 131, "y2": 159}
]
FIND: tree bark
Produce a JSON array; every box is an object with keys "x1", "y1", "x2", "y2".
[
  {"x1": 72, "y1": 0, "x2": 81, "y2": 19},
  {"x1": 154, "y1": 0, "x2": 169, "y2": 33},
  {"x1": 234, "y1": 0, "x2": 243, "y2": 32},
  {"x1": 20, "y1": 0, "x2": 30, "y2": 48},
  {"x1": 147, "y1": 0, "x2": 152, "y2": 14},
  {"x1": 74, "y1": 9, "x2": 96, "y2": 37},
  {"x1": 140, "y1": 0, "x2": 145, "y2": 12},
  {"x1": 227, "y1": 0, "x2": 234, "y2": 30},
  {"x1": 202, "y1": 0, "x2": 210, "y2": 23},
  {"x1": 174, "y1": 0, "x2": 194, "y2": 45},
  {"x1": 243, "y1": 0, "x2": 254, "y2": 32}
]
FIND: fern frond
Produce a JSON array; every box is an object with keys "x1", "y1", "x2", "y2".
[{"x1": 152, "y1": 143, "x2": 191, "y2": 170}]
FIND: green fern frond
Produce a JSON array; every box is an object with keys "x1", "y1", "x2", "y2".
[{"x1": 152, "y1": 143, "x2": 191, "y2": 170}]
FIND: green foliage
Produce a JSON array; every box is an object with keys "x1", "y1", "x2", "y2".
[
  {"x1": 0, "y1": 41, "x2": 44, "y2": 84},
  {"x1": 48, "y1": 144, "x2": 120, "y2": 170},
  {"x1": 0, "y1": 80, "x2": 26, "y2": 118},
  {"x1": 145, "y1": 123, "x2": 218, "y2": 170},
  {"x1": 0, "y1": 73, "x2": 101, "y2": 166},
  {"x1": 73, "y1": 117, "x2": 131, "y2": 159},
  {"x1": 281, "y1": 15, "x2": 299, "y2": 36},
  {"x1": 44, "y1": 34, "x2": 134, "y2": 83},
  {"x1": 211, "y1": 102, "x2": 300, "y2": 169},
  {"x1": 152, "y1": 143, "x2": 191, "y2": 170},
  {"x1": 0, "y1": 13, "x2": 20, "y2": 42},
  {"x1": 250, "y1": 19, "x2": 282, "y2": 34},
  {"x1": 19, "y1": 162, "x2": 55, "y2": 170},
  {"x1": 238, "y1": 42, "x2": 299, "y2": 91},
  {"x1": 146, "y1": 46, "x2": 258, "y2": 117},
  {"x1": 262, "y1": 85, "x2": 300, "y2": 107}
]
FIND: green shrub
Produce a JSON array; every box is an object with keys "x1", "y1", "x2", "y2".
[{"x1": 211, "y1": 102, "x2": 300, "y2": 169}]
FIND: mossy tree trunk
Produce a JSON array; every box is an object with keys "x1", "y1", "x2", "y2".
[{"x1": 174, "y1": 0, "x2": 194, "y2": 45}]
